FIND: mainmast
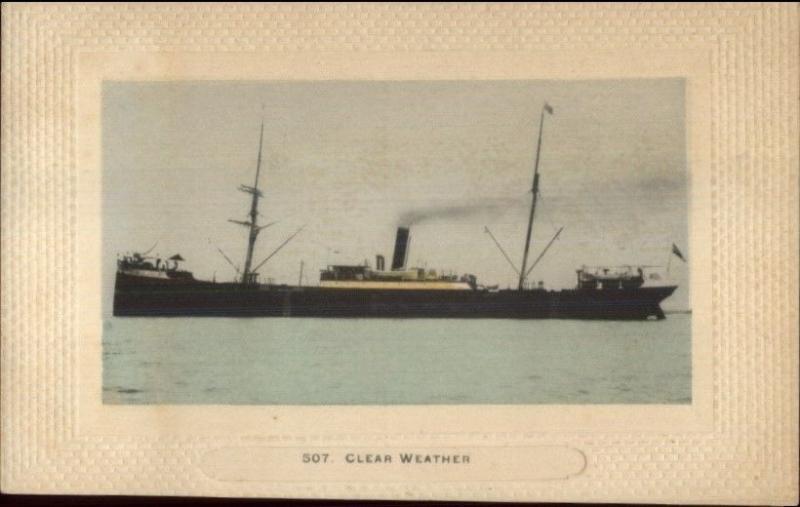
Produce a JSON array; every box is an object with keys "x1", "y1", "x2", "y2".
[
  {"x1": 518, "y1": 102, "x2": 553, "y2": 290},
  {"x1": 230, "y1": 119, "x2": 266, "y2": 285}
]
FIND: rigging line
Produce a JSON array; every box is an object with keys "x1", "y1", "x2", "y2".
[
  {"x1": 484, "y1": 226, "x2": 520, "y2": 275},
  {"x1": 257, "y1": 220, "x2": 279, "y2": 232},
  {"x1": 251, "y1": 225, "x2": 306, "y2": 273},
  {"x1": 141, "y1": 240, "x2": 159, "y2": 256},
  {"x1": 524, "y1": 226, "x2": 564, "y2": 278},
  {"x1": 208, "y1": 239, "x2": 240, "y2": 274}
]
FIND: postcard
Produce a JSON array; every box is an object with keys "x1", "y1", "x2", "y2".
[{"x1": 1, "y1": 3, "x2": 797, "y2": 504}]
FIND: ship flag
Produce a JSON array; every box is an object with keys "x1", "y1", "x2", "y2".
[{"x1": 671, "y1": 243, "x2": 687, "y2": 262}]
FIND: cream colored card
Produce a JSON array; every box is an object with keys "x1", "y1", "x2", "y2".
[{"x1": 1, "y1": 3, "x2": 797, "y2": 504}]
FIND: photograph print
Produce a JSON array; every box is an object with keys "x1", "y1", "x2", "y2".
[{"x1": 103, "y1": 79, "x2": 691, "y2": 405}]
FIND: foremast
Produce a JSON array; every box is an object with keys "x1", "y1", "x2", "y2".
[
  {"x1": 230, "y1": 119, "x2": 266, "y2": 285},
  {"x1": 518, "y1": 102, "x2": 553, "y2": 291}
]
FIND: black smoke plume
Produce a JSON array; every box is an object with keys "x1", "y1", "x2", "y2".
[{"x1": 398, "y1": 198, "x2": 524, "y2": 226}]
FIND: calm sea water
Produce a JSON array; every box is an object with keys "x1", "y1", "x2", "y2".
[{"x1": 102, "y1": 314, "x2": 691, "y2": 405}]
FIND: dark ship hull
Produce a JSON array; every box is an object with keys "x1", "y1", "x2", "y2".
[{"x1": 113, "y1": 271, "x2": 677, "y2": 320}]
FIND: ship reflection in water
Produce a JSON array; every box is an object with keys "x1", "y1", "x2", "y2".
[{"x1": 113, "y1": 102, "x2": 681, "y2": 320}]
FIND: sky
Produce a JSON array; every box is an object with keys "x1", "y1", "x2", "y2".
[{"x1": 103, "y1": 79, "x2": 690, "y2": 311}]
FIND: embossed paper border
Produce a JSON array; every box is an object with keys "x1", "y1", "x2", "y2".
[{"x1": 1, "y1": 3, "x2": 798, "y2": 504}]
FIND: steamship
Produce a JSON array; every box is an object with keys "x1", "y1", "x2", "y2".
[{"x1": 113, "y1": 104, "x2": 678, "y2": 320}]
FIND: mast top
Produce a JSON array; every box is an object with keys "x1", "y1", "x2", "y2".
[{"x1": 253, "y1": 116, "x2": 265, "y2": 192}]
